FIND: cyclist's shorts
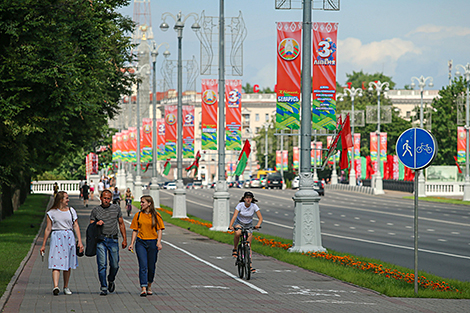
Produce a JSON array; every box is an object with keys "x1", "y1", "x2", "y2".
[{"x1": 234, "y1": 218, "x2": 253, "y2": 233}]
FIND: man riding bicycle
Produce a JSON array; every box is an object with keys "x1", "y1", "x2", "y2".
[
  {"x1": 112, "y1": 187, "x2": 121, "y2": 206},
  {"x1": 228, "y1": 191, "x2": 263, "y2": 273}
]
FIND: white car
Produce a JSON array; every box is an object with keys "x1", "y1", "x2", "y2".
[
  {"x1": 292, "y1": 176, "x2": 300, "y2": 189},
  {"x1": 166, "y1": 182, "x2": 177, "y2": 190}
]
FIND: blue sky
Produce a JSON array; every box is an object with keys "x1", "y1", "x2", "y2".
[{"x1": 119, "y1": 0, "x2": 470, "y2": 91}]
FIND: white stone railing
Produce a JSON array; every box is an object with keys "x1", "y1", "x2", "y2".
[
  {"x1": 425, "y1": 182, "x2": 464, "y2": 197},
  {"x1": 32, "y1": 180, "x2": 81, "y2": 195}
]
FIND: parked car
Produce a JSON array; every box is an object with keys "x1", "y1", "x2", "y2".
[
  {"x1": 314, "y1": 180, "x2": 325, "y2": 196},
  {"x1": 166, "y1": 182, "x2": 177, "y2": 190},
  {"x1": 193, "y1": 180, "x2": 203, "y2": 189},
  {"x1": 291, "y1": 176, "x2": 300, "y2": 189},
  {"x1": 266, "y1": 172, "x2": 283, "y2": 189},
  {"x1": 186, "y1": 183, "x2": 193, "y2": 189}
]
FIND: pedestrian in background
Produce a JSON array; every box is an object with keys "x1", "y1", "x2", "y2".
[
  {"x1": 40, "y1": 191, "x2": 84, "y2": 295},
  {"x1": 128, "y1": 196, "x2": 164, "y2": 297},
  {"x1": 90, "y1": 180, "x2": 95, "y2": 200},
  {"x1": 90, "y1": 190, "x2": 127, "y2": 296},
  {"x1": 82, "y1": 182, "x2": 90, "y2": 207}
]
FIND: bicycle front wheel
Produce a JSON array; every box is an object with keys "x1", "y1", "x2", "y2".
[
  {"x1": 237, "y1": 245, "x2": 244, "y2": 279},
  {"x1": 244, "y1": 244, "x2": 252, "y2": 280}
]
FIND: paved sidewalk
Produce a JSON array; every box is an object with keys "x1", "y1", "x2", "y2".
[{"x1": 2, "y1": 195, "x2": 469, "y2": 312}]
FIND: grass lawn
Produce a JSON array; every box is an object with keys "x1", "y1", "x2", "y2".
[
  {"x1": 404, "y1": 195, "x2": 470, "y2": 206},
  {"x1": 0, "y1": 194, "x2": 49, "y2": 298},
  {"x1": 131, "y1": 200, "x2": 470, "y2": 299}
]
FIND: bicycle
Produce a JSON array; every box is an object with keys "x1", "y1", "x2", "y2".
[
  {"x1": 230, "y1": 226, "x2": 260, "y2": 280},
  {"x1": 125, "y1": 199, "x2": 133, "y2": 216}
]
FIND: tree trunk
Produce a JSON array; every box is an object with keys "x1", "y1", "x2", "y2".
[{"x1": 1, "y1": 183, "x2": 13, "y2": 219}]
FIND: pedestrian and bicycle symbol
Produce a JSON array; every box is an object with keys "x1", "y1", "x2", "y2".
[{"x1": 396, "y1": 128, "x2": 437, "y2": 170}]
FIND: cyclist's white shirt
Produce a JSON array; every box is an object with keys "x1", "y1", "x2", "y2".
[{"x1": 235, "y1": 202, "x2": 260, "y2": 224}]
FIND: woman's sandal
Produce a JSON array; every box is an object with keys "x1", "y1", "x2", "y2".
[
  {"x1": 232, "y1": 249, "x2": 238, "y2": 257},
  {"x1": 251, "y1": 268, "x2": 256, "y2": 273},
  {"x1": 147, "y1": 290, "x2": 153, "y2": 295},
  {"x1": 140, "y1": 290, "x2": 147, "y2": 297}
]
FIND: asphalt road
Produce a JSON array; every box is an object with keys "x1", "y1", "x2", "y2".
[{"x1": 158, "y1": 187, "x2": 470, "y2": 282}]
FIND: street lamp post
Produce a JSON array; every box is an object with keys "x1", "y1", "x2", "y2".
[
  {"x1": 264, "y1": 123, "x2": 270, "y2": 169},
  {"x1": 411, "y1": 75, "x2": 433, "y2": 198},
  {"x1": 150, "y1": 42, "x2": 170, "y2": 207},
  {"x1": 340, "y1": 87, "x2": 363, "y2": 186},
  {"x1": 290, "y1": 0, "x2": 325, "y2": 253},
  {"x1": 368, "y1": 81, "x2": 389, "y2": 195},
  {"x1": 134, "y1": 64, "x2": 151, "y2": 200},
  {"x1": 456, "y1": 64, "x2": 470, "y2": 201},
  {"x1": 160, "y1": 11, "x2": 200, "y2": 218}
]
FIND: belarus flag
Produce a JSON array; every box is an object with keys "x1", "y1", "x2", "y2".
[{"x1": 234, "y1": 140, "x2": 251, "y2": 177}]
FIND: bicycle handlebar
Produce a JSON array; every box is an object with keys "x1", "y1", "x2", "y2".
[{"x1": 228, "y1": 226, "x2": 261, "y2": 231}]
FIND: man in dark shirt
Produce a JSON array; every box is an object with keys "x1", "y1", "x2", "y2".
[
  {"x1": 90, "y1": 190, "x2": 127, "y2": 295},
  {"x1": 82, "y1": 182, "x2": 90, "y2": 207}
]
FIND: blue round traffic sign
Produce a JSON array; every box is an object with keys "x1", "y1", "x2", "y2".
[{"x1": 396, "y1": 128, "x2": 437, "y2": 170}]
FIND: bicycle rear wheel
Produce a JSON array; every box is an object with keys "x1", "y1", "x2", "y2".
[
  {"x1": 244, "y1": 244, "x2": 251, "y2": 280},
  {"x1": 237, "y1": 245, "x2": 244, "y2": 279}
]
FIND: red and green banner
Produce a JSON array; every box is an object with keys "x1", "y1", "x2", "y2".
[
  {"x1": 276, "y1": 150, "x2": 282, "y2": 169},
  {"x1": 128, "y1": 127, "x2": 137, "y2": 163},
  {"x1": 312, "y1": 22, "x2": 338, "y2": 131},
  {"x1": 183, "y1": 105, "x2": 195, "y2": 158},
  {"x1": 276, "y1": 22, "x2": 301, "y2": 130},
  {"x1": 141, "y1": 118, "x2": 152, "y2": 163},
  {"x1": 201, "y1": 79, "x2": 218, "y2": 150},
  {"x1": 380, "y1": 132, "x2": 387, "y2": 162},
  {"x1": 315, "y1": 142, "x2": 322, "y2": 166},
  {"x1": 354, "y1": 133, "x2": 361, "y2": 178},
  {"x1": 293, "y1": 146, "x2": 299, "y2": 169},
  {"x1": 225, "y1": 79, "x2": 242, "y2": 150},
  {"x1": 370, "y1": 132, "x2": 378, "y2": 174},
  {"x1": 165, "y1": 106, "x2": 177, "y2": 159},
  {"x1": 121, "y1": 130, "x2": 130, "y2": 162},
  {"x1": 157, "y1": 118, "x2": 166, "y2": 161},
  {"x1": 458, "y1": 126, "x2": 465, "y2": 163},
  {"x1": 115, "y1": 132, "x2": 123, "y2": 161},
  {"x1": 282, "y1": 150, "x2": 288, "y2": 171},
  {"x1": 234, "y1": 139, "x2": 251, "y2": 176},
  {"x1": 112, "y1": 134, "x2": 117, "y2": 162}
]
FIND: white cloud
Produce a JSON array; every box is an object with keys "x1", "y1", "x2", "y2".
[
  {"x1": 338, "y1": 37, "x2": 422, "y2": 75},
  {"x1": 407, "y1": 24, "x2": 470, "y2": 40}
]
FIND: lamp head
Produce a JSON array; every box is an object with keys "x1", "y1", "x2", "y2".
[
  {"x1": 160, "y1": 22, "x2": 169, "y2": 32},
  {"x1": 191, "y1": 22, "x2": 201, "y2": 31},
  {"x1": 163, "y1": 50, "x2": 171, "y2": 58},
  {"x1": 411, "y1": 82, "x2": 416, "y2": 89},
  {"x1": 384, "y1": 86, "x2": 390, "y2": 91},
  {"x1": 428, "y1": 82, "x2": 434, "y2": 88},
  {"x1": 456, "y1": 70, "x2": 461, "y2": 77},
  {"x1": 368, "y1": 86, "x2": 373, "y2": 92}
]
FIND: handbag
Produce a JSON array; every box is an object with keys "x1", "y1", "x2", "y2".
[{"x1": 70, "y1": 209, "x2": 84, "y2": 257}]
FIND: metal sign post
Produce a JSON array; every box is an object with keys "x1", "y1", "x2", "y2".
[{"x1": 396, "y1": 128, "x2": 437, "y2": 295}]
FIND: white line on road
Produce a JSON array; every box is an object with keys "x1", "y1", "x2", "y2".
[{"x1": 123, "y1": 219, "x2": 268, "y2": 294}]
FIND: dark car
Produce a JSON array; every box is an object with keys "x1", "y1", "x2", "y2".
[
  {"x1": 314, "y1": 180, "x2": 325, "y2": 196},
  {"x1": 266, "y1": 173, "x2": 283, "y2": 189}
]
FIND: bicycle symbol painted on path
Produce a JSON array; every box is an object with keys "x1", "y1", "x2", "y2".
[{"x1": 416, "y1": 143, "x2": 433, "y2": 154}]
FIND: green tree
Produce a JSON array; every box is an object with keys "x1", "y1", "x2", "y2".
[
  {"x1": 0, "y1": 0, "x2": 135, "y2": 219},
  {"x1": 430, "y1": 78, "x2": 465, "y2": 165}
]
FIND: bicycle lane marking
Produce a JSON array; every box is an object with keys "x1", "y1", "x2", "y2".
[{"x1": 123, "y1": 220, "x2": 268, "y2": 294}]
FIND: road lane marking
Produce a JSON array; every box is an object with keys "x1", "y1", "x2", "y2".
[{"x1": 123, "y1": 219, "x2": 268, "y2": 294}]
